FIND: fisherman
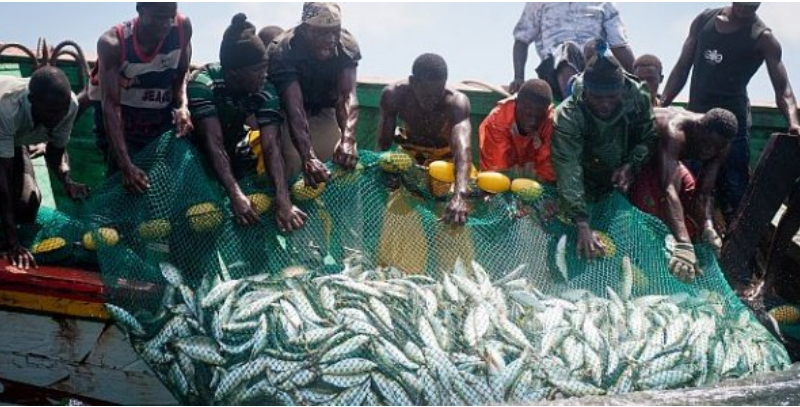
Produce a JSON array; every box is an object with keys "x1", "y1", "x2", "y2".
[
  {"x1": 661, "y1": 2, "x2": 800, "y2": 225},
  {"x1": 510, "y1": 2, "x2": 635, "y2": 99},
  {"x1": 551, "y1": 43, "x2": 656, "y2": 260},
  {"x1": 377, "y1": 53, "x2": 472, "y2": 225},
  {"x1": 90, "y1": 2, "x2": 193, "y2": 194},
  {"x1": 630, "y1": 107, "x2": 738, "y2": 282},
  {"x1": 0, "y1": 68, "x2": 89, "y2": 269},
  {"x1": 633, "y1": 54, "x2": 664, "y2": 107},
  {"x1": 258, "y1": 25, "x2": 285, "y2": 48},
  {"x1": 268, "y1": 2, "x2": 360, "y2": 187},
  {"x1": 188, "y1": 14, "x2": 306, "y2": 232},
  {"x1": 478, "y1": 78, "x2": 556, "y2": 183}
]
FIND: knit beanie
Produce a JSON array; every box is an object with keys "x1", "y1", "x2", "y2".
[
  {"x1": 583, "y1": 40, "x2": 625, "y2": 95},
  {"x1": 220, "y1": 13, "x2": 268, "y2": 70}
]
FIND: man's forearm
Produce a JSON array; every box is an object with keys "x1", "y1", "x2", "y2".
[
  {"x1": 286, "y1": 105, "x2": 314, "y2": 162},
  {"x1": 336, "y1": 99, "x2": 359, "y2": 143},
  {"x1": 611, "y1": 46, "x2": 635, "y2": 73},
  {"x1": 262, "y1": 129, "x2": 292, "y2": 206},
  {"x1": 0, "y1": 163, "x2": 18, "y2": 245},
  {"x1": 102, "y1": 104, "x2": 133, "y2": 168},
  {"x1": 209, "y1": 150, "x2": 243, "y2": 199},
  {"x1": 45, "y1": 149, "x2": 72, "y2": 185},
  {"x1": 513, "y1": 40, "x2": 530, "y2": 81},
  {"x1": 664, "y1": 189, "x2": 691, "y2": 243},
  {"x1": 777, "y1": 92, "x2": 800, "y2": 128},
  {"x1": 662, "y1": 66, "x2": 691, "y2": 106}
]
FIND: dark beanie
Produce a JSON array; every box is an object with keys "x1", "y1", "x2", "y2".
[
  {"x1": 583, "y1": 40, "x2": 624, "y2": 94},
  {"x1": 220, "y1": 13, "x2": 268, "y2": 70}
]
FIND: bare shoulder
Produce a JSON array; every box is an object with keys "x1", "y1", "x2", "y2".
[
  {"x1": 447, "y1": 88, "x2": 471, "y2": 112},
  {"x1": 756, "y1": 29, "x2": 781, "y2": 54},
  {"x1": 97, "y1": 27, "x2": 121, "y2": 64},
  {"x1": 380, "y1": 80, "x2": 410, "y2": 106},
  {"x1": 180, "y1": 15, "x2": 193, "y2": 38}
]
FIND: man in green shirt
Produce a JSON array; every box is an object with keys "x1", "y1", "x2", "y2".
[
  {"x1": 188, "y1": 13, "x2": 306, "y2": 231},
  {"x1": 552, "y1": 43, "x2": 656, "y2": 260}
]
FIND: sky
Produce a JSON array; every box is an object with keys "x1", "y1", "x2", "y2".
[{"x1": 0, "y1": 2, "x2": 798, "y2": 106}]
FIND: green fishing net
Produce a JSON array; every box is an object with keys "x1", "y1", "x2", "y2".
[{"x1": 27, "y1": 132, "x2": 790, "y2": 405}]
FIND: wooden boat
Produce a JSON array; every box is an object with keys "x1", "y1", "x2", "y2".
[{"x1": 0, "y1": 41, "x2": 798, "y2": 405}]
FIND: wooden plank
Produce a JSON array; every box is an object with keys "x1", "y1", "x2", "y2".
[
  {"x1": 721, "y1": 133, "x2": 800, "y2": 288},
  {"x1": 0, "y1": 310, "x2": 176, "y2": 405},
  {"x1": 0, "y1": 290, "x2": 109, "y2": 319}
]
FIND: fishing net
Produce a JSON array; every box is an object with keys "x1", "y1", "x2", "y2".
[{"x1": 28, "y1": 132, "x2": 790, "y2": 404}]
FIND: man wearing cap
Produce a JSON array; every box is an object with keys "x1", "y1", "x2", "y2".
[
  {"x1": 479, "y1": 78, "x2": 556, "y2": 183},
  {"x1": 662, "y1": 2, "x2": 800, "y2": 224},
  {"x1": 552, "y1": 44, "x2": 656, "y2": 260},
  {"x1": 510, "y1": 2, "x2": 635, "y2": 100},
  {"x1": 188, "y1": 13, "x2": 306, "y2": 232},
  {"x1": 268, "y1": 2, "x2": 360, "y2": 188},
  {"x1": 90, "y1": 2, "x2": 193, "y2": 194}
]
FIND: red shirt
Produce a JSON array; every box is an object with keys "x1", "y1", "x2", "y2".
[{"x1": 478, "y1": 98, "x2": 555, "y2": 182}]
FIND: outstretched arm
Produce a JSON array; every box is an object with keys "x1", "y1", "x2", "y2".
[
  {"x1": 280, "y1": 81, "x2": 329, "y2": 187},
  {"x1": 260, "y1": 124, "x2": 307, "y2": 231},
  {"x1": 511, "y1": 40, "x2": 530, "y2": 94},
  {"x1": 377, "y1": 85, "x2": 399, "y2": 151},
  {"x1": 44, "y1": 146, "x2": 88, "y2": 201},
  {"x1": 659, "y1": 138, "x2": 691, "y2": 244},
  {"x1": 611, "y1": 46, "x2": 635, "y2": 73},
  {"x1": 760, "y1": 31, "x2": 800, "y2": 135},
  {"x1": 172, "y1": 16, "x2": 194, "y2": 137},
  {"x1": 443, "y1": 93, "x2": 472, "y2": 225},
  {"x1": 195, "y1": 117, "x2": 258, "y2": 226},
  {"x1": 0, "y1": 157, "x2": 35, "y2": 268},
  {"x1": 97, "y1": 31, "x2": 149, "y2": 193},
  {"x1": 661, "y1": 16, "x2": 701, "y2": 107},
  {"x1": 333, "y1": 65, "x2": 359, "y2": 168}
]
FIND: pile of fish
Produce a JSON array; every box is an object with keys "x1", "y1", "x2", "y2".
[{"x1": 106, "y1": 255, "x2": 790, "y2": 405}]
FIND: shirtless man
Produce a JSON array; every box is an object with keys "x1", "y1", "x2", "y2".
[
  {"x1": 631, "y1": 107, "x2": 738, "y2": 282},
  {"x1": 378, "y1": 53, "x2": 472, "y2": 225},
  {"x1": 662, "y1": 2, "x2": 800, "y2": 223}
]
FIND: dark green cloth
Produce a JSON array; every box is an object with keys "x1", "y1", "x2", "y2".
[
  {"x1": 188, "y1": 63, "x2": 282, "y2": 155},
  {"x1": 267, "y1": 27, "x2": 361, "y2": 114},
  {"x1": 552, "y1": 73, "x2": 656, "y2": 221}
]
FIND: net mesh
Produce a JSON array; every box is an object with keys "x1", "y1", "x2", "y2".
[{"x1": 28, "y1": 133, "x2": 790, "y2": 405}]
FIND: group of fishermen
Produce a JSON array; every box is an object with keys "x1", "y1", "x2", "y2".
[{"x1": 0, "y1": 3, "x2": 798, "y2": 306}]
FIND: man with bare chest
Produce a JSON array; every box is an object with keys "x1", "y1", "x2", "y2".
[
  {"x1": 630, "y1": 107, "x2": 738, "y2": 282},
  {"x1": 378, "y1": 53, "x2": 472, "y2": 224}
]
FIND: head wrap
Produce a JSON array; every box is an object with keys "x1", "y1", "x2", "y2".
[{"x1": 301, "y1": 2, "x2": 342, "y2": 28}]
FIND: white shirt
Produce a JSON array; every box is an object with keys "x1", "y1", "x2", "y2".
[
  {"x1": 0, "y1": 76, "x2": 78, "y2": 158},
  {"x1": 513, "y1": 2, "x2": 630, "y2": 61}
]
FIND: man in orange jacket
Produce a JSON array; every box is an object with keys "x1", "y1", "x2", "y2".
[{"x1": 479, "y1": 79, "x2": 555, "y2": 183}]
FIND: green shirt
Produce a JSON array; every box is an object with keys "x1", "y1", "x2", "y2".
[
  {"x1": 188, "y1": 63, "x2": 283, "y2": 154},
  {"x1": 552, "y1": 74, "x2": 656, "y2": 221}
]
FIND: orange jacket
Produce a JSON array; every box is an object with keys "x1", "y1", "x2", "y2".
[{"x1": 478, "y1": 98, "x2": 555, "y2": 183}]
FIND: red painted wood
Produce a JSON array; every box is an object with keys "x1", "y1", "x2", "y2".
[{"x1": 0, "y1": 260, "x2": 160, "y2": 304}]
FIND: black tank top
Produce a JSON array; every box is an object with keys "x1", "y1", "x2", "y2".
[{"x1": 688, "y1": 8, "x2": 767, "y2": 118}]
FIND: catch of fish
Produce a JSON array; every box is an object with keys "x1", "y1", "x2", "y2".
[{"x1": 105, "y1": 254, "x2": 790, "y2": 405}]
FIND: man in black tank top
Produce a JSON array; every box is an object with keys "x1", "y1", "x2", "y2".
[{"x1": 661, "y1": 3, "x2": 800, "y2": 225}]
